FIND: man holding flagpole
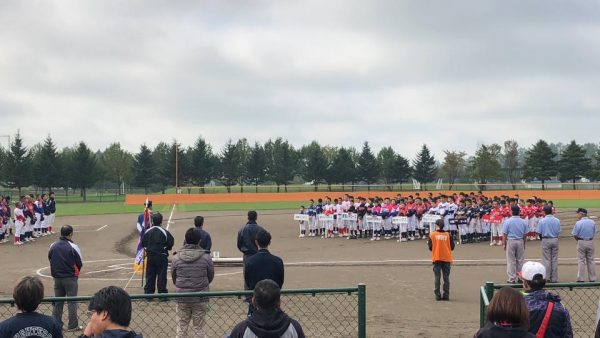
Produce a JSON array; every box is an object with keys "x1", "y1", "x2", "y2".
[{"x1": 133, "y1": 200, "x2": 153, "y2": 277}]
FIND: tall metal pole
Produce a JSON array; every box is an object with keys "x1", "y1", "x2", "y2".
[{"x1": 175, "y1": 142, "x2": 179, "y2": 193}]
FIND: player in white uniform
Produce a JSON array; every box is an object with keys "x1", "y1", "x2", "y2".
[
  {"x1": 323, "y1": 200, "x2": 335, "y2": 238},
  {"x1": 34, "y1": 194, "x2": 44, "y2": 237},
  {"x1": 298, "y1": 206, "x2": 306, "y2": 237},
  {"x1": 380, "y1": 198, "x2": 393, "y2": 239},
  {"x1": 334, "y1": 199, "x2": 343, "y2": 237},
  {"x1": 13, "y1": 202, "x2": 25, "y2": 246}
]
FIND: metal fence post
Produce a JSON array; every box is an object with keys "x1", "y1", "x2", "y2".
[
  {"x1": 485, "y1": 281, "x2": 494, "y2": 301},
  {"x1": 479, "y1": 288, "x2": 485, "y2": 328},
  {"x1": 358, "y1": 283, "x2": 367, "y2": 338}
]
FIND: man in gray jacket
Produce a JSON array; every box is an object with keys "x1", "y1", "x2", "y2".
[{"x1": 172, "y1": 228, "x2": 215, "y2": 338}]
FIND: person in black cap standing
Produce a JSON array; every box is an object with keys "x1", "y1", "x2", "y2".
[
  {"x1": 572, "y1": 208, "x2": 596, "y2": 282},
  {"x1": 142, "y1": 212, "x2": 175, "y2": 294},
  {"x1": 536, "y1": 205, "x2": 561, "y2": 282}
]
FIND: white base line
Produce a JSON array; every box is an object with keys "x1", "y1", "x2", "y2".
[
  {"x1": 35, "y1": 257, "x2": 589, "y2": 282},
  {"x1": 86, "y1": 267, "x2": 127, "y2": 274},
  {"x1": 96, "y1": 224, "x2": 109, "y2": 231},
  {"x1": 166, "y1": 204, "x2": 176, "y2": 231},
  {"x1": 74, "y1": 224, "x2": 110, "y2": 233},
  {"x1": 284, "y1": 257, "x2": 581, "y2": 266}
]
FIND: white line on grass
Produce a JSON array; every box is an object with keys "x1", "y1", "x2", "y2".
[{"x1": 166, "y1": 204, "x2": 176, "y2": 231}]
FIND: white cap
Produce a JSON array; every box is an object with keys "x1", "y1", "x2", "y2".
[{"x1": 519, "y1": 261, "x2": 546, "y2": 281}]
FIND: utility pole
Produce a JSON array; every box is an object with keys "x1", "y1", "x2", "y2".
[{"x1": 175, "y1": 142, "x2": 179, "y2": 194}]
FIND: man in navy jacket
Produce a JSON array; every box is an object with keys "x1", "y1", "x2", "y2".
[
  {"x1": 244, "y1": 229, "x2": 284, "y2": 314},
  {"x1": 48, "y1": 225, "x2": 83, "y2": 331}
]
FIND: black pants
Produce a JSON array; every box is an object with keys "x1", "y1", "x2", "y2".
[
  {"x1": 243, "y1": 254, "x2": 255, "y2": 315},
  {"x1": 433, "y1": 261, "x2": 451, "y2": 298},
  {"x1": 144, "y1": 255, "x2": 168, "y2": 294}
]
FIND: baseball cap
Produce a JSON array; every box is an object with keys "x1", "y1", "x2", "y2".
[
  {"x1": 511, "y1": 205, "x2": 520, "y2": 213},
  {"x1": 577, "y1": 208, "x2": 588, "y2": 214},
  {"x1": 543, "y1": 205, "x2": 553, "y2": 214},
  {"x1": 519, "y1": 261, "x2": 546, "y2": 281}
]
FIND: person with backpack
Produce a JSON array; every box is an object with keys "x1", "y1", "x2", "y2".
[{"x1": 520, "y1": 261, "x2": 573, "y2": 337}]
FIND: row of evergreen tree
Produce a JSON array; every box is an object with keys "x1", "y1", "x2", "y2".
[{"x1": 1, "y1": 133, "x2": 599, "y2": 199}]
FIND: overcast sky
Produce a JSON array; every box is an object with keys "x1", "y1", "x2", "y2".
[{"x1": 0, "y1": 1, "x2": 599, "y2": 159}]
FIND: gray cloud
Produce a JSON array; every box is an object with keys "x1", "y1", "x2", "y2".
[{"x1": 0, "y1": 0, "x2": 598, "y2": 158}]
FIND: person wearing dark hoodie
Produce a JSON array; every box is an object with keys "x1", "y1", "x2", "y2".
[
  {"x1": 475, "y1": 286, "x2": 534, "y2": 338},
  {"x1": 520, "y1": 261, "x2": 573, "y2": 338},
  {"x1": 228, "y1": 279, "x2": 305, "y2": 338},
  {"x1": 182, "y1": 216, "x2": 212, "y2": 252},
  {"x1": 172, "y1": 228, "x2": 215, "y2": 338},
  {"x1": 78, "y1": 286, "x2": 142, "y2": 338}
]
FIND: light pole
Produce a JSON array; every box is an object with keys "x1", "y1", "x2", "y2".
[{"x1": 175, "y1": 142, "x2": 179, "y2": 194}]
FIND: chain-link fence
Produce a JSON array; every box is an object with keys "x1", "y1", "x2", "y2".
[
  {"x1": 0, "y1": 286, "x2": 366, "y2": 338},
  {"x1": 480, "y1": 282, "x2": 600, "y2": 337}
]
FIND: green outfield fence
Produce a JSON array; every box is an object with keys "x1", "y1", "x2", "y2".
[
  {"x1": 0, "y1": 285, "x2": 366, "y2": 338},
  {"x1": 3, "y1": 182, "x2": 600, "y2": 204},
  {"x1": 480, "y1": 281, "x2": 600, "y2": 337}
]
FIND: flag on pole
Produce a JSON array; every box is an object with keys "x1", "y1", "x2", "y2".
[{"x1": 133, "y1": 197, "x2": 152, "y2": 274}]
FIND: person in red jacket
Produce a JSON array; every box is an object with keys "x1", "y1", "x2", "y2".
[{"x1": 489, "y1": 201, "x2": 504, "y2": 246}]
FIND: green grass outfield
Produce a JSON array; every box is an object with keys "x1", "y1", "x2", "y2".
[{"x1": 54, "y1": 199, "x2": 600, "y2": 217}]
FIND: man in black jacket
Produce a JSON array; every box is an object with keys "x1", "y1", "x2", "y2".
[
  {"x1": 237, "y1": 211, "x2": 264, "y2": 261},
  {"x1": 244, "y1": 229, "x2": 284, "y2": 290},
  {"x1": 48, "y1": 225, "x2": 83, "y2": 331},
  {"x1": 183, "y1": 216, "x2": 212, "y2": 251},
  {"x1": 229, "y1": 279, "x2": 304, "y2": 338},
  {"x1": 244, "y1": 229, "x2": 284, "y2": 315},
  {"x1": 142, "y1": 212, "x2": 175, "y2": 294}
]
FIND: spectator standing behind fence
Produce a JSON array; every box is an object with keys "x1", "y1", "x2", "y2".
[
  {"x1": 519, "y1": 261, "x2": 573, "y2": 338},
  {"x1": 572, "y1": 208, "x2": 597, "y2": 282},
  {"x1": 79, "y1": 286, "x2": 143, "y2": 338},
  {"x1": 428, "y1": 218, "x2": 454, "y2": 301},
  {"x1": 244, "y1": 229, "x2": 285, "y2": 314},
  {"x1": 0, "y1": 276, "x2": 63, "y2": 337},
  {"x1": 49, "y1": 225, "x2": 83, "y2": 332},
  {"x1": 228, "y1": 279, "x2": 305, "y2": 338},
  {"x1": 536, "y1": 205, "x2": 561, "y2": 283},
  {"x1": 142, "y1": 212, "x2": 175, "y2": 294},
  {"x1": 503, "y1": 205, "x2": 528, "y2": 284},
  {"x1": 475, "y1": 286, "x2": 534, "y2": 338},
  {"x1": 182, "y1": 216, "x2": 212, "y2": 252},
  {"x1": 172, "y1": 228, "x2": 215, "y2": 338},
  {"x1": 237, "y1": 211, "x2": 265, "y2": 291}
]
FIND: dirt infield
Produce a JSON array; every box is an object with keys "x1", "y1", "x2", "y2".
[
  {"x1": 126, "y1": 190, "x2": 600, "y2": 205},
  {"x1": 0, "y1": 208, "x2": 597, "y2": 337}
]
